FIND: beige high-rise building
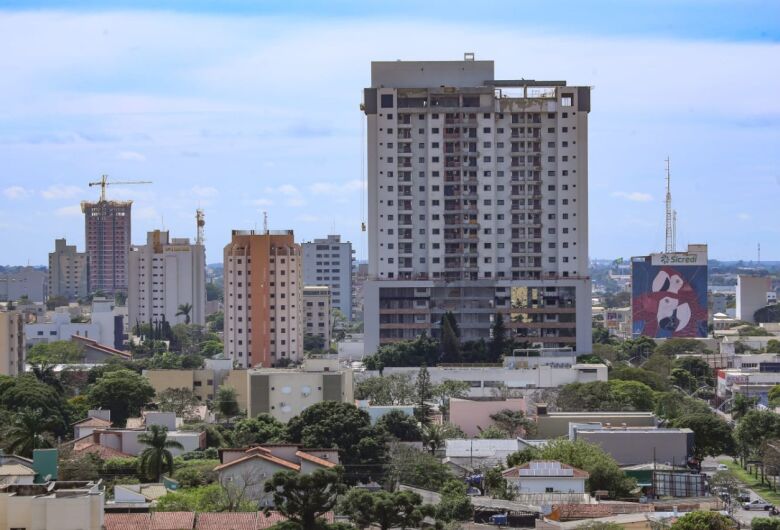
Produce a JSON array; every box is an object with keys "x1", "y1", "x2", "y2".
[
  {"x1": 362, "y1": 57, "x2": 592, "y2": 354},
  {"x1": 128, "y1": 229, "x2": 206, "y2": 328},
  {"x1": 224, "y1": 230, "x2": 304, "y2": 368},
  {"x1": 0, "y1": 310, "x2": 24, "y2": 376},
  {"x1": 48, "y1": 238, "x2": 89, "y2": 301},
  {"x1": 303, "y1": 286, "x2": 331, "y2": 347}
]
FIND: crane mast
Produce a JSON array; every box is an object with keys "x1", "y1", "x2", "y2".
[{"x1": 88, "y1": 174, "x2": 152, "y2": 202}]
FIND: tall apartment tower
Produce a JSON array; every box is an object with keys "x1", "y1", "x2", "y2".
[
  {"x1": 48, "y1": 238, "x2": 89, "y2": 301},
  {"x1": 362, "y1": 58, "x2": 591, "y2": 354},
  {"x1": 128, "y1": 229, "x2": 206, "y2": 328},
  {"x1": 0, "y1": 310, "x2": 24, "y2": 376},
  {"x1": 82, "y1": 200, "x2": 132, "y2": 295},
  {"x1": 302, "y1": 235, "x2": 354, "y2": 320},
  {"x1": 223, "y1": 230, "x2": 304, "y2": 368}
]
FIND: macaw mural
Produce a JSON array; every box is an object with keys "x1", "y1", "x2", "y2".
[{"x1": 632, "y1": 262, "x2": 708, "y2": 338}]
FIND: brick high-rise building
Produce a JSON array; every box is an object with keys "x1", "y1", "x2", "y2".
[
  {"x1": 82, "y1": 200, "x2": 132, "y2": 296},
  {"x1": 362, "y1": 57, "x2": 592, "y2": 354},
  {"x1": 223, "y1": 230, "x2": 304, "y2": 368}
]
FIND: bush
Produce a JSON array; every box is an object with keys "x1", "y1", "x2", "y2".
[
  {"x1": 102, "y1": 457, "x2": 140, "y2": 480},
  {"x1": 173, "y1": 459, "x2": 219, "y2": 488},
  {"x1": 753, "y1": 517, "x2": 780, "y2": 530}
]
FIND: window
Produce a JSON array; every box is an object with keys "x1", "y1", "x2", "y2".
[
  {"x1": 561, "y1": 94, "x2": 573, "y2": 107},
  {"x1": 381, "y1": 94, "x2": 394, "y2": 108}
]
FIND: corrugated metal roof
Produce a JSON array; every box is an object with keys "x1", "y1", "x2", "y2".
[{"x1": 0, "y1": 464, "x2": 36, "y2": 476}]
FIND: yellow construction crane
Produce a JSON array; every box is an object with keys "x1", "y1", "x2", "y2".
[{"x1": 89, "y1": 174, "x2": 152, "y2": 202}]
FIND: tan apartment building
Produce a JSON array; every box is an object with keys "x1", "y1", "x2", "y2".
[
  {"x1": 303, "y1": 286, "x2": 331, "y2": 347},
  {"x1": 0, "y1": 309, "x2": 24, "y2": 376},
  {"x1": 145, "y1": 363, "x2": 249, "y2": 412},
  {"x1": 48, "y1": 238, "x2": 89, "y2": 301},
  {"x1": 247, "y1": 359, "x2": 353, "y2": 422},
  {"x1": 223, "y1": 230, "x2": 304, "y2": 368}
]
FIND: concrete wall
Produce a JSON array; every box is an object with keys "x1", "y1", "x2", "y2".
[
  {"x1": 507, "y1": 476, "x2": 585, "y2": 494},
  {"x1": 574, "y1": 429, "x2": 693, "y2": 466},
  {"x1": 449, "y1": 398, "x2": 527, "y2": 437},
  {"x1": 0, "y1": 267, "x2": 47, "y2": 303}
]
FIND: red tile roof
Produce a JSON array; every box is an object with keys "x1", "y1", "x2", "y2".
[
  {"x1": 196, "y1": 513, "x2": 257, "y2": 530},
  {"x1": 295, "y1": 451, "x2": 337, "y2": 469},
  {"x1": 72, "y1": 416, "x2": 113, "y2": 428},
  {"x1": 256, "y1": 512, "x2": 334, "y2": 529},
  {"x1": 104, "y1": 513, "x2": 151, "y2": 530},
  {"x1": 74, "y1": 440, "x2": 133, "y2": 459},
  {"x1": 151, "y1": 511, "x2": 196, "y2": 530},
  {"x1": 213, "y1": 453, "x2": 300, "y2": 472}
]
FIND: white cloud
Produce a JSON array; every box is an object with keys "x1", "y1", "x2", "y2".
[
  {"x1": 296, "y1": 214, "x2": 319, "y2": 223},
  {"x1": 3, "y1": 186, "x2": 32, "y2": 199},
  {"x1": 611, "y1": 191, "x2": 653, "y2": 202},
  {"x1": 191, "y1": 185, "x2": 218, "y2": 198},
  {"x1": 263, "y1": 184, "x2": 305, "y2": 207},
  {"x1": 117, "y1": 151, "x2": 146, "y2": 161},
  {"x1": 134, "y1": 206, "x2": 160, "y2": 221},
  {"x1": 309, "y1": 180, "x2": 365, "y2": 195},
  {"x1": 737, "y1": 213, "x2": 751, "y2": 221},
  {"x1": 54, "y1": 204, "x2": 82, "y2": 217},
  {"x1": 251, "y1": 198, "x2": 272, "y2": 206},
  {"x1": 40, "y1": 184, "x2": 82, "y2": 200}
]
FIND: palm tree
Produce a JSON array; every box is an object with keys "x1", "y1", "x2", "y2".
[
  {"x1": 138, "y1": 425, "x2": 184, "y2": 482},
  {"x1": 5, "y1": 409, "x2": 54, "y2": 457},
  {"x1": 176, "y1": 303, "x2": 193, "y2": 325},
  {"x1": 30, "y1": 361, "x2": 64, "y2": 394}
]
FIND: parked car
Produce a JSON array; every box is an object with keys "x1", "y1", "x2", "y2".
[
  {"x1": 743, "y1": 499, "x2": 773, "y2": 511},
  {"x1": 717, "y1": 463, "x2": 728, "y2": 471},
  {"x1": 737, "y1": 490, "x2": 751, "y2": 502}
]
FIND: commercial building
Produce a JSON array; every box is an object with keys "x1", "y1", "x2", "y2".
[
  {"x1": 362, "y1": 350, "x2": 607, "y2": 398},
  {"x1": 247, "y1": 359, "x2": 353, "y2": 422},
  {"x1": 736, "y1": 275, "x2": 773, "y2": 323},
  {"x1": 0, "y1": 309, "x2": 24, "y2": 376},
  {"x1": 362, "y1": 57, "x2": 592, "y2": 355},
  {"x1": 502, "y1": 461, "x2": 588, "y2": 494},
  {"x1": 532, "y1": 407, "x2": 657, "y2": 439},
  {"x1": 449, "y1": 397, "x2": 527, "y2": 437},
  {"x1": 25, "y1": 298, "x2": 123, "y2": 350},
  {"x1": 0, "y1": 481, "x2": 105, "y2": 530},
  {"x1": 303, "y1": 286, "x2": 331, "y2": 346},
  {"x1": 0, "y1": 267, "x2": 47, "y2": 303},
  {"x1": 631, "y1": 244, "x2": 708, "y2": 338},
  {"x1": 716, "y1": 366, "x2": 780, "y2": 406},
  {"x1": 82, "y1": 199, "x2": 132, "y2": 295},
  {"x1": 48, "y1": 238, "x2": 89, "y2": 301},
  {"x1": 128, "y1": 229, "x2": 206, "y2": 328},
  {"x1": 144, "y1": 359, "x2": 249, "y2": 412},
  {"x1": 224, "y1": 230, "x2": 304, "y2": 368},
  {"x1": 302, "y1": 235, "x2": 354, "y2": 320},
  {"x1": 570, "y1": 424, "x2": 694, "y2": 466}
]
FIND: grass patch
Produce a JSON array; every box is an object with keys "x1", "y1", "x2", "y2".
[{"x1": 724, "y1": 460, "x2": 780, "y2": 506}]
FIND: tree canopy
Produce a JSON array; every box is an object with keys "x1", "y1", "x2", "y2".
[
  {"x1": 264, "y1": 469, "x2": 346, "y2": 529},
  {"x1": 556, "y1": 380, "x2": 655, "y2": 412},
  {"x1": 86, "y1": 369, "x2": 155, "y2": 426}
]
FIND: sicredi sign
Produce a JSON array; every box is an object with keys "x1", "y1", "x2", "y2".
[{"x1": 650, "y1": 252, "x2": 705, "y2": 266}]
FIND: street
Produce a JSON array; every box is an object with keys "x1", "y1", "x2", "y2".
[{"x1": 703, "y1": 456, "x2": 779, "y2": 527}]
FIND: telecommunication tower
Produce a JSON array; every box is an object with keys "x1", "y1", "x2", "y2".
[{"x1": 664, "y1": 158, "x2": 675, "y2": 253}]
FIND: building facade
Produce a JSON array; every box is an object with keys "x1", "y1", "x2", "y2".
[
  {"x1": 302, "y1": 235, "x2": 354, "y2": 320},
  {"x1": 224, "y1": 230, "x2": 304, "y2": 368},
  {"x1": 737, "y1": 275, "x2": 772, "y2": 324},
  {"x1": 0, "y1": 310, "x2": 24, "y2": 376},
  {"x1": 303, "y1": 286, "x2": 331, "y2": 347},
  {"x1": 128, "y1": 229, "x2": 206, "y2": 328},
  {"x1": 0, "y1": 267, "x2": 48, "y2": 303},
  {"x1": 82, "y1": 200, "x2": 132, "y2": 295},
  {"x1": 48, "y1": 238, "x2": 89, "y2": 301},
  {"x1": 362, "y1": 58, "x2": 591, "y2": 354}
]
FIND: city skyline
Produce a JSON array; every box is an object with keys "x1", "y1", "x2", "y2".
[{"x1": 1, "y1": 1, "x2": 779, "y2": 265}]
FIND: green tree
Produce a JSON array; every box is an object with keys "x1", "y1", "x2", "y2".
[
  {"x1": 355, "y1": 374, "x2": 415, "y2": 406},
  {"x1": 304, "y1": 333, "x2": 326, "y2": 353},
  {"x1": 732, "y1": 393, "x2": 759, "y2": 420},
  {"x1": 671, "y1": 413, "x2": 734, "y2": 459},
  {"x1": 769, "y1": 385, "x2": 780, "y2": 408},
  {"x1": 341, "y1": 489, "x2": 425, "y2": 530},
  {"x1": 620, "y1": 336, "x2": 656, "y2": 360},
  {"x1": 173, "y1": 459, "x2": 219, "y2": 487},
  {"x1": 436, "y1": 479, "x2": 473, "y2": 522},
  {"x1": 385, "y1": 443, "x2": 454, "y2": 490},
  {"x1": 138, "y1": 425, "x2": 184, "y2": 481},
  {"x1": 200, "y1": 340, "x2": 224, "y2": 358},
  {"x1": 671, "y1": 368, "x2": 698, "y2": 393},
  {"x1": 176, "y1": 303, "x2": 193, "y2": 324},
  {"x1": 752, "y1": 517, "x2": 780, "y2": 530},
  {"x1": 58, "y1": 452, "x2": 102, "y2": 481},
  {"x1": 286, "y1": 402, "x2": 385, "y2": 484},
  {"x1": 670, "y1": 511, "x2": 734, "y2": 529},
  {"x1": 766, "y1": 340, "x2": 780, "y2": 354},
  {"x1": 673, "y1": 356, "x2": 713, "y2": 384},
  {"x1": 642, "y1": 352, "x2": 672, "y2": 377},
  {"x1": 421, "y1": 422, "x2": 464, "y2": 454},
  {"x1": 655, "y1": 338, "x2": 711, "y2": 357},
  {"x1": 215, "y1": 385, "x2": 241, "y2": 419},
  {"x1": 206, "y1": 310, "x2": 224, "y2": 331},
  {"x1": 440, "y1": 312, "x2": 461, "y2": 362},
  {"x1": 734, "y1": 409, "x2": 780, "y2": 463},
  {"x1": 3, "y1": 409, "x2": 55, "y2": 457},
  {"x1": 433, "y1": 379, "x2": 470, "y2": 420},
  {"x1": 158, "y1": 387, "x2": 199, "y2": 417},
  {"x1": 610, "y1": 365, "x2": 669, "y2": 391},
  {"x1": 488, "y1": 313, "x2": 508, "y2": 361},
  {"x1": 27, "y1": 341, "x2": 85, "y2": 364},
  {"x1": 654, "y1": 391, "x2": 712, "y2": 421},
  {"x1": 0, "y1": 375, "x2": 69, "y2": 435},
  {"x1": 536, "y1": 438, "x2": 635, "y2": 497},
  {"x1": 233, "y1": 414, "x2": 287, "y2": 446},
  {"x1": 375, "y1": 410, "x2": 421, "y2": 442},
  {"x1": 489, "y1": 409, "x2": 536, "y2": 438},
  {"x1": 556, "y1": 380, "x2": 654, "y2": 412},
  {"x1": 592, "y1": 326, "x2": 613, "y2": 345},
  {"x1": 264, "y1": 469, "x2": 346, "y2": 529},
  {"x1": 608, "y1": 379, "x2": 656, "y2": 411},
  {"x1": 477, "y1": 425, "x2": 510, "y2": 439},
  {"x1": 87, "y1": 369, "x2": 155, "y2": 426},
  {"x1": 506, "y1": 447, "x2": 541, "y2": 468},
  {"x1": 29, "y1": 361, "x2": 65, "y2": 394},
  {"x1": 363, "y1": 334, "x2": 439, "y2": 369},
  {"x1": 46, "y1": 295, "x2": 70, "y2": 310},
  {"x1": 414, "y1": 366, "x2": 434, "y2": 424},
  {"x1": 482, "y1": 466, "x2": 513, "y2": 499}
]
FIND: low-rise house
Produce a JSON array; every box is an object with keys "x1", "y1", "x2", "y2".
[
  {"x1": 502, "y1": 461, "x2": 588, "y2": 494},
  {"x1": 72, "y1": 410, "x2": 112, "y2": 439},
  {"x1": 214, "y1": 445, "x2": 339, "y2": 504},
  {"x1": 449, "y1": 397, "x2": 527, "y2": 437},
  {"x1": 103, "y1": 511, "x2": 334, "y2": 530},
  {"x1": 0, "y1": 480, "x2": 104, "y2": 530},
  {"x1": 0, "y1": 463, "x2": 36, "y2": 485}
]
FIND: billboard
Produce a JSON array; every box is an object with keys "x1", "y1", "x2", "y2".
[{"x1": 632, "y1": 251, "x2": 708, "y2": 338}]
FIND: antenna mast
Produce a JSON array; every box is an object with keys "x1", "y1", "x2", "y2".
[
  {"x1": 263, "y1": 211, "x2": 268, "y2": 234},
  {"x1": 196, "y1": 209, "x2": 205, "y2": 245},
  {"x1": 664, "y1": 158, "x2": 674, "y2": 253}
]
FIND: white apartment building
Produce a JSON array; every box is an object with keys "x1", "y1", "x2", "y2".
[
  {"x1": 302, "y1": 235, "x2": 354, "y2": 320},
  {"x1": 48, "y1": 238, "x2": 89, "y2": 301},
  {"x1": 0, "y1": 310, "x2": 24, "y2": 376},
  {"x1": 224, "y1": 230, "x2": 304, "y2": 368},
  {"x1": 362, "y1": 57, "x2": 591, "y2": 354},
  {"x1": 303, "y1": 286, "x2": 331, "y2": 346},
  {"x1": 25, "y1": 298, "x2": 121, "y2": 349},
  {"x1": 737, "y1": 275, "x2": 772, "y2": 323},
  {"x1": 128, "y1": 229, "x2": 206, "y2": 328}
]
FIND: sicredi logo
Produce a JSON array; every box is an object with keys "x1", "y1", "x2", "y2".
[{"x1": 651, "y1": 253, "x2": 702, "y2": 266}]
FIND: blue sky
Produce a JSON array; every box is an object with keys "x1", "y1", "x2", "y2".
[{"x1": 0, "y1": 1, "x2": 779, "y2": 264}]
